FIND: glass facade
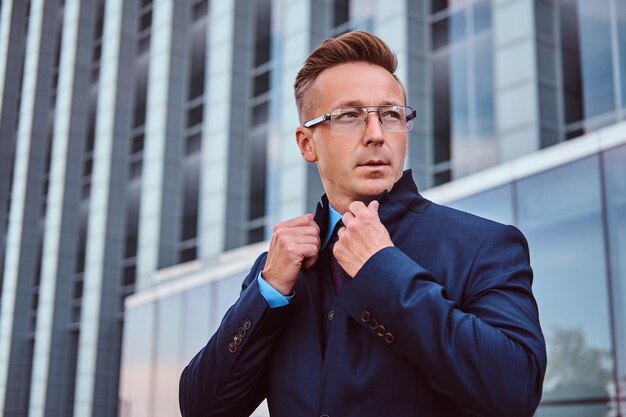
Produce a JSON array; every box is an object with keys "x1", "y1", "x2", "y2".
[
  {"x1": 431, "y1": 0, "x2": 496, "y2": 183},
  {"x1": 448, "y1": 143, "x2": 626, "y2": 414},
  {"x1": 537, "y1": 0, "x2": 626, "y2": 142}
]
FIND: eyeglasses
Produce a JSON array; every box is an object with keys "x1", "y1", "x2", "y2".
[{"x1": 303, "y1": 105, "x2": 416, "y2": 133}]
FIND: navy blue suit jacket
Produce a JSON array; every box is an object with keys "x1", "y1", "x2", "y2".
[{"x1": 179, "y1": 171, "x2": 546, "y2": 417}]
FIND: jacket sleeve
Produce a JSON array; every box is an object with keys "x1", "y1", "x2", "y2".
[
  {"x1": 179, "y1": 253, "x2": 293, "y2": 417},
  {"x1": 338, "y1": 225, "x2": 547, "y2": 417}
]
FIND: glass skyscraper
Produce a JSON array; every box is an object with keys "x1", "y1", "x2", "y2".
[{"x1": 0, "y1": 0, "x2": 624, "y2": 416}]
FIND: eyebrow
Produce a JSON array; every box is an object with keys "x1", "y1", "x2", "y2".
[{"x1": 331, "y1": 100, "x2": 405, "y2": 109}]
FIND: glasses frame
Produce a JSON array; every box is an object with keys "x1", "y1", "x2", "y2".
[{"x1": 303, "y1": 105, "x2": 417, "y2": 132}]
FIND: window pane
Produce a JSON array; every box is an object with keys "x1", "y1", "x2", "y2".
[
  {"x1": 188, "y1": 20, "x2": 206, "y2": 100},
  {"x1": 535, "y1": 401, "x2": 613, "y2": 417},
  {"x1": 119, "y1": 304, "x2": 154, "y2": 417},
  {"x1": 433, "y1": 54, "x2": 450, "y2": 163},
  {"x1": 181, "y1": 154, "x2": 200, "y2": 242},
  {"x1": 448, "y1": 184, "x2": 513, "y2": 225},
  {"x1": 516, "y1": 156, "x2": 614, "y2": 402},
  {"x1": 578, "y1": 0, "x2": 615, "y2": 118},
  {"x1": 617, "y1": 0, "x2": 626, "y2": 110},
  {"x1": 603, "y1": 144, "x2": 626, "y2": 392},
  {"x1": 473, "y1": 0, "x2": 490, "y2": 33},
  {"x1": 154, "y1": 295, "x2": 183, "y2": 417},
  {"x1": 182, "y1": 285, "x2": 212, "y2": 361},
  {"x1": 334, "y1": 0, "x2": 349, "y2": 27},
  {"x1": 559, "y1": 1, "x2": 584, "y2": 125},
  {"x1": 254, "y1": 0, "x2": 272, "y2": 66}
]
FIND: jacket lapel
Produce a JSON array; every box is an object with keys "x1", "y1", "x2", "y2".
[{"x1": 300, "y1": 199, "x2": 329, "y2": 359}]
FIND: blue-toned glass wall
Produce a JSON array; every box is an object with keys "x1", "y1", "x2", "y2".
[
  {"x1": 538, "y1": 0, "x2": 626, "y2": 143},
  {"x1": 121, "y1": 0, "x2": 152, "y2": 303},
  {"x1": 179, "y1": 0, "x2": 208, "y2": 263},
  {"x1": 0, "y1": 0, "x2": 61, "y2": 414},
  {"x1": 448, "y1": 142, "x2": 626, "y2": 416},
  {"x1": 604, "y1": 145, "x2": 626, "y2": 416},
  {"x1": 431, "y1": 0, "x2": 496, "y2": 184},
  {"x1": 246, "y1": 0, "x2": 273, "y2": 244},
  {"x1": 0, "y1": 0, "x2": 29, "y2": 326}
]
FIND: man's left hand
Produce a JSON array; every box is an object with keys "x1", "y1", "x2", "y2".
[{"x1": 333, "y1": 200, "x2": 394, "y2": 277}]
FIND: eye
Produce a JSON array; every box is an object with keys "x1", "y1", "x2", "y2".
[
  {"x1": 380, "y1": 109, "x2": 403, "y2": 120},
  {"x1": 335, "y1": 110, "x2": 360, "y2": 120}
]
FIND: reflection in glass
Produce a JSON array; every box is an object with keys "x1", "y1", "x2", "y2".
[
  {"x1": 183, "y1": 285, "x2": 211, "y2": 361},
  {"x1": 516, "y1": 156, "x2": 614, "y2": 402},
  {"x1": 188, "y1": 18, "x2": 206, "y2": 100},
  {"x1": 254, "y1": 0, "x2": 272, "y2": 66},
  {"x1": 181, "y1": 153, "x2": 200, "y2": 242},
  {"x1": 473, "y1": 0, "x2": 490, "y2": 33},
  {"x1": 433, "y1": 53, "x2": 451, "y2": 164},
  {"x1": 602, "y1": 144, "x2": 626, "y2": 394},
  {"x1": 154, "y1": 294, "x2": 184, "y2": 417},
  {"x1": 617, "y1": 0, "x2": 626, "y2": 111},
  {"x1": 448, "y1": 184, "x2": 513, "y2": 225},
  {"x1": 577, "y1": 0, "x2": 615, "y2": 119},
  {"x1": 559, "y1": 0, "x2": 584, "y2": 127},
  {"x1": 431, "y1": 4, "x2": 495, "y2": 181},
  {"x1": 119, "y1": 303, "x2": 155, "y2": 417},
  {"x1": 334, "y1": 0, "x2": 349, "y2": 27},
  {"x1": 534, "y1": 401, "x2": 612, "y2": 417}
]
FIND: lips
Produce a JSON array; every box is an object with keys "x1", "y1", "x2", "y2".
[{"x1": 359, "y1": 159, "x2": 389, "y2": 167}]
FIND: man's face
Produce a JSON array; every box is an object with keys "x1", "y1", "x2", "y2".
[{"x1": 296, "y1": 62, "x2": 408, "y2": 212}]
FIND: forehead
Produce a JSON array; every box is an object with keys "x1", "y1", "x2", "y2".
[{"x1": 309, "y1": 62, "x2": 405, "y2": 111}]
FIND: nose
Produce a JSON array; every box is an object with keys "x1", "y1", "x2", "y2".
[{"x1": 363, "y1": 111, "x2": 385, "y2": 145}]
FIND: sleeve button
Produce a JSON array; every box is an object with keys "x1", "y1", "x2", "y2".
[
  {"x1": 375, "y1": 325, "x2": 386, "y2": 337},
  {"x1": 238, "y1": 327, "x2": 247, "y2": 338},
  {"x1": 368, "y1": 318, "x2": 379, "y2": 329},
  {"x1": 384, "y1": 332, "x2": 396, "y2": 344},
  {"x1": 361, "y1": 310, "x2": 371, "y2": 323},
  {"x1": 228, "y1": 342, "x2": 237, "y2": 353},
  {"x1": 243, "y1": 319, "x2": 252, "y2": 330},
  {"x1": 234, "y1": 335, "x2": 242, "y2": 346}
]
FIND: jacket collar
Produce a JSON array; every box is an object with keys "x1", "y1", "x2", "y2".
[{"x1": 313, "y1": 169, "x2": 430, "y2": 234}]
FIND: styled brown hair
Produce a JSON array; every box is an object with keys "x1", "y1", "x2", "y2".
[{"x1": 294, "y1": 31, "x2": 401, "y2": 123}]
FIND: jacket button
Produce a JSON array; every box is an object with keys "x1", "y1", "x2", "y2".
[
  {"x1": 369, "y1": 318, "x2": 379, "y2": 329},
  {"x1": 234, "y1": 335, "x2": 242, "y2": 346},
  {"x1": 384, "y1": 332, "x2": 396, "y2": 344},
  {"x1": 328, "y1": 310, "x2": 335, "y2": 321},
  {"x1": 361, "y1": 310, "x2": 371, "y2": 323},
  {"x1": 228, "y1": 342, "x2": 237, "y2": 353},
  {"x1": 238, "y1": 327, "x2": 247, "y2": 338},
  {"x1": 243, "y1": 319, "x2": 252, "y2": 330},
  {"x1": 375, "y1": 325, "x2": 386, "y2": 337}
]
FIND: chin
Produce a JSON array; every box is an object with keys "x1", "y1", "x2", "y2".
[{"x1": 356, "y1": 180, "x2": 394, "y2": 199}]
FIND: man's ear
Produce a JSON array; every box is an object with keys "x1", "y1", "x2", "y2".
[{"x1": 295, "y1": 127, "x2": 317, "y2": 162}]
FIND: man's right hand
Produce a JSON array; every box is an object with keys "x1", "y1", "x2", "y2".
[{"x1": 261, "y1": 214, "x2": 320, "y2": 295}]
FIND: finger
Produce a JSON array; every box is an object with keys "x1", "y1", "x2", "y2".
[
  {"x1": 368, "y1": 200, "x2": 379, "y2": 214},
  {"x1": 341, "y1": 212, "x2": 355, "y2": 227},
  {"x1": 278, "y1": 213, "x2": 316, "y2": 228},
  {"x1": 303, "y1": 251, "x2": 319, "y2": 269},
  {"x1": 347, "y1": 201, "x2": 367, "y2": 216},
  {"x1": 337, "y1": 226, "x2": 346, "y2": 238}
]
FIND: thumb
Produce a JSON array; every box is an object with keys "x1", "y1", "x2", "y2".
[{"x1": 368, "y1": 200, "x2": 380, "y2": 214}]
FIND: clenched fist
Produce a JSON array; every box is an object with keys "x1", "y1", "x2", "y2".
[
  {"x1": 261, "y1": 214, "x2": 320, "y2": 295},
  {"x1": 333, "y1": 200, "x2": 393, "y2": 277}
]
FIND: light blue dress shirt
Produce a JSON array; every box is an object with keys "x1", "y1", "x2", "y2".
[{"x1": 258, "y1": 205, "x2": 342, "y2": 308}]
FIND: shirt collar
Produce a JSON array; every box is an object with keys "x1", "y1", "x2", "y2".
[{"x1": 322, "y1": 204, "x2": 342, "y2": 249}]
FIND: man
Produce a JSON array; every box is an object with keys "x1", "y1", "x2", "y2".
[{"x1": 179, "y1": 31, "x2": 546, "y2": 417}]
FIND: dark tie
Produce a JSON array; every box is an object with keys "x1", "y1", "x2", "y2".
[{"x1": 328, "y1": 221, "x2": 347, "y2": 294}]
